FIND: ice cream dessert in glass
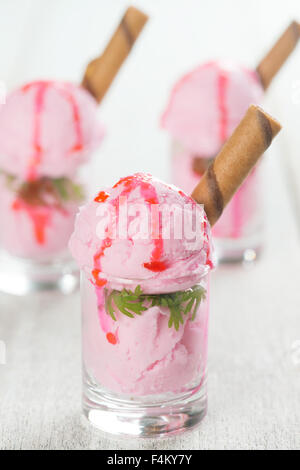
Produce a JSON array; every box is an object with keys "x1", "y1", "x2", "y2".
[
  {"x1": 70, "y1": 105, "x2": 281, "y2": 437},
  {"x1": 0, "y1": 6, "x2": 148, "y2": 295},
  {"x1": 162, "y1": 21, "x2": 300, "y2": 262}
]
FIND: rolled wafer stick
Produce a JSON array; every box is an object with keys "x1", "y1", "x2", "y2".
[
  {"x1": 257, "y1": 21, "x2": 300, "y2": 90},
  {"x1": 82, "y1": 6, "x2": 148, "y2": 103},
  {"x1": 191, "y1": 105, "x2": 281, "y2": 226},
  {"x1": 192, "y1": 155, "x2": 215, "y2": 176}
]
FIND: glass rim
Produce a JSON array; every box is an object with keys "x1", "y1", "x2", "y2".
[{"x1": 82, "y1": 264, "x2": 210, "y2": 287}]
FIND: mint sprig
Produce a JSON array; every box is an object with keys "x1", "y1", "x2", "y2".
[
  {"x1": 105, "y1": 285, "x2": 147, "y2": 321},
  {"x1": 52, "y1": 178, "x2": 84, "y2": 202},
  {"x1": 1, "y1": 171, "x2": 84, "y2": 204},
  {"x1": 104, "y1": 285, "x2": 206, "y2": 331}
]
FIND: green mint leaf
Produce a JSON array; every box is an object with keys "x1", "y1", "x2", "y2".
[
  {"x1": 104, "y1": 284, "x2": 206, "y2": 330},
  {"x1": 52, "y1": 177, "x2": 84, "y2": 202}
]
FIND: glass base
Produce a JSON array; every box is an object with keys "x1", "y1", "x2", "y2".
[
  {"x1": 214, "y1": 233, "x2": 263, "y2": 264},
  {"x1": 83, "y1": 372, "x2": 207, "y2": 438},
  {"x1": 0, "y1": 249, "x2": 79, "y2": 295}
]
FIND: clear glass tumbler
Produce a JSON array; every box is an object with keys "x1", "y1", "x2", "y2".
[
  {"x1": 82, "y1": 268, "x2": 210, "y2": 437},
  {"x1": 171, "y1": 139, "x2": 263, "y2": 262},
  {"x1": 0, "y1": 173, "x2": 82, "y2": 294}
]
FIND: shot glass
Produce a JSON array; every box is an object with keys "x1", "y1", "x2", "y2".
[
  {"x1": 82, "y1": 268, "x2": 210, "y2": 437},
  {"x1": 0, "y1": 174, "x2": 83, "y2": 294}
]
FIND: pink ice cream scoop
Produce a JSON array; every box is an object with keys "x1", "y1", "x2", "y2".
[
  {"x1": 70, "y1": 172, "x2": 213, "y2": 395},
  {"x1": 0, "y1": 80, "x2": 105, "y2": 181},
  {"x1": 161, "y1": 60, "x2": 263, "y2": 157},
  {"x1": 70, "y1": 172, "x2": 213, "y2": 293},
  {"x1": 161, "y1": 61, "x2": 264, "y2": 247},
  {"x1": 0, "y1": 80, "x2": 104, "y2": 261}
]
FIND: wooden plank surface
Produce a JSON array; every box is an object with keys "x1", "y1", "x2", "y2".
[{"x1": 0, "y1": 0, "x2": 299, "y2": 450}]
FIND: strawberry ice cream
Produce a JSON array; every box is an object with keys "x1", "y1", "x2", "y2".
[
  {"x1": 0, "y1": 80, "x2": 104, "y2": 262},
  {"x1": 0, "y1": 80, "x2": 104, "y2": 181},
  {"x1": 162, "y1": 61, "x2": 263, "y2": 156},
  {"x1": 162, "y1": 61, "x2": 264, "y2": 257},
  {"x1": 70, "y1": 172, "x2": 212, "y2": 395}
]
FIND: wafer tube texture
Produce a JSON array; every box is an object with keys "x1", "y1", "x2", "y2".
[
  {"x1": 192, "y1": 156, "x2": 214, "y2": 176},
  {"x1": 257, "y1": 21, "x2": 300, "y2": 90},
  {"x1": 191, "y1": 105, "x2": 281, "y2": 226},
  {"x1": 82, "y1": 6, "x2": 148, "y2": 103}
]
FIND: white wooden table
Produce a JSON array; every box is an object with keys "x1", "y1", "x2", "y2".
[{"x1": 0, "y1": 0, "x2": 300, "y2": 450}]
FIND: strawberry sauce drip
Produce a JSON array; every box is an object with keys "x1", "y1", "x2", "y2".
[
  {"x1": 95, "y1": 285, "x2": 117, "y2": 345},
  {"x1": 93, "y1": 176, "x2": 167, "y2": 286},
  {"x1": 202, "y1": 217, "x2": 214, "y2": 269},
  {"x1": 94, "y1": 191, "x2": 109, "y2": 203},
  {"x1": 113, "y1": 174, "x2": 165, "y2": 272},
  {"x1": 12, "y1": 199, "x2": 51, "y2": 245},
  {"x1": 93, "y1": 175, "x2": 166, "y2": 288},
  {"x1": 16, "y1": 81, "x2": 84, "y2": 244},
  {"x1": 26, "y1": 82, "x2": 49, "y2": 181},
  {"x1": 143, "y1": 260, "x2": 167, "y2": 272},
  {"x1": 22, "y1": 81, "x2": 84, "y2": 181},
  {"x1": 92, "y1": 175, "x2": 166, "y2": 344},
  {"x1": 106, "y1": 332, "x2": 117, "y2": 345}
]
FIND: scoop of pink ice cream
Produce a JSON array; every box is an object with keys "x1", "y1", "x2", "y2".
[
  {"x1": 161, "y1": 60, "x2": 263, "y2": 156},
  {"x1": 0, "y1": 80, "x2": 105, "y2": 181},
  {"x1": 70, "y1": 172, "x2": 213, "y2": 293}
]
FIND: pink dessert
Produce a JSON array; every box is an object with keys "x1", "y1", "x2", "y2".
[
  {"x1": 70, "y1": 172, "x2": 213, "y2": 395},
  {"x1": 162, "y1": 61, "x2": 264, "y2": 246},
  {"x1": 0, "y1": 80, "x2": 105, "y2": 260}
]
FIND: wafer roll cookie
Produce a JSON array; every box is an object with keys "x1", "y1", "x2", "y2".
[
  {"x1": 257, "y1": 21, "x2": 300, "y2": 90},
  {"x1": 191, "y1": 105, "x2": 281, "y2": 226},
  {"x1": 82, "y1": 6, "x2": 148, "y2": 103}
]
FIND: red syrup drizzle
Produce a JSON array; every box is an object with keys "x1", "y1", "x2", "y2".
[
  {"x1": 22, "y1": 81, "x2": 84, "y2": 177},
  {"x1": 17, "y1": 81, "x2": 84, "y2": 245},
  {"x1": 56, "y1": 85, "x2": 84, "y2": 153},
  {"x1": 202, "y1": 217, "x2": 214, "y2": 269},
  {"x1": 12, "y1": 199, "x2": 51, "y2": 245},
  {"x1": 106, "y1": 332, "x2": 117, "y2": 345},
  {"x1": 112, "y1": 174, "x2": 166, "y2": 273},
  {"x1": 93, "y1": 174, "x2": 167, "y2": 344},
  {"x1": 23, "y1": 81, "x2": 49, "y2": 182},
  {"x1": 13, "y1": 82, "x2": 51, "y2": 244},
  {"x1": 92, "y1": 191, "x2": 111, "y2": 285},
  {"x1": 94, "y1": 191, "x2": 109, "y2": 203}
]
